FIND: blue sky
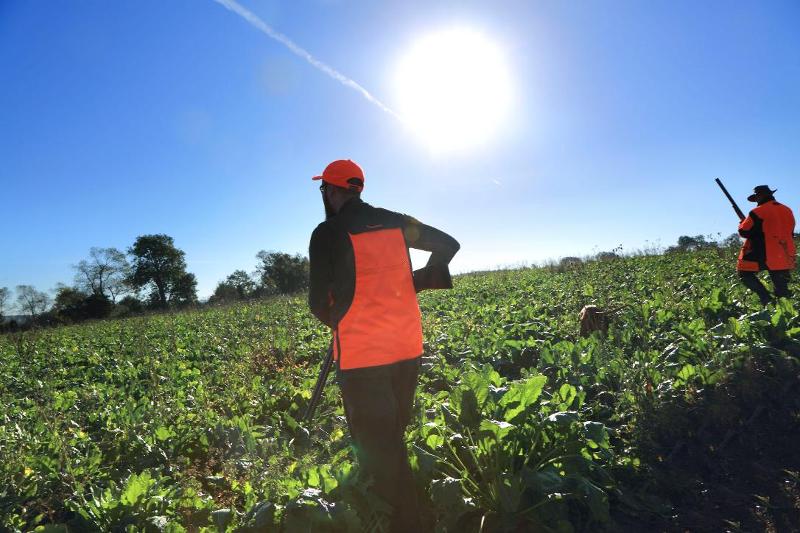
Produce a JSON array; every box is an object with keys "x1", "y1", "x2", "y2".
[{"x1": 1, "y1": 0, "x2": 799, "y2": 301}]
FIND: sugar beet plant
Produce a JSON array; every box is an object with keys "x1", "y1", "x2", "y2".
[
  {"x1": 415, "y1": 366, "x2": 614, "y2": 531},
  {"x1": 1, "y1": 244, "x2": 799, "y2": 531}
]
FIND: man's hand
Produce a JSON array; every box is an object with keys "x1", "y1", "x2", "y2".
[{"x1": 413, "y1": 264, "x2": 453, "y2": 292}]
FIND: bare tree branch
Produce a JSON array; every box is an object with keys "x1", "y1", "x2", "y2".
[
  {"x1": 73, "y1": 247, "x2": 131, "y2": 303},
  {"x1": 0, "y1": 287, "x2": 10, "y2": 318},
  {"x1": 15, "y1": 285, "x2": 51, "y2": 318}
]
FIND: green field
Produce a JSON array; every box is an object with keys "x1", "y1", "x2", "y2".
[{"x1": 2, "y1": 246, "x2": 800, "y2": 532}]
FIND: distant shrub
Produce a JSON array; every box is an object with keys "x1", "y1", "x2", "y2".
[
  {"x1": 719, "y1": 233, "x2": 742, "y2": 249},
  {"x1": 595, "y1": 251, "x2": 620, "y2": 262},
  {"x1": 111, "y1": 295, "x2": 144, "y2": 318},
  {"x1": 559, "y1": 257, "x2": 583, "y2": 270}
]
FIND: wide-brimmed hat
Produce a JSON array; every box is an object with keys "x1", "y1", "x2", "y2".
[{"x1": 747, "y1": 185, "x2": 777, "y2": 202}]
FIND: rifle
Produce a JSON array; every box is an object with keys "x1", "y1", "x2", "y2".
[
  {"x1": 303, "y1": 340, "x2": 334, "y2": 422},
  {"x1": 715, "y1": 178, "x2": 745, "y2": 221}
]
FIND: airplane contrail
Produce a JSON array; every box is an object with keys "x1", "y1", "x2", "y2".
[{"x1": 212, "y1": 0, "x2": 399, "y2": 119}]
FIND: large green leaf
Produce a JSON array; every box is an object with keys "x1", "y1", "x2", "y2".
[{"x1": 498, "y1": 375, "x2": 547, "y2": 422}]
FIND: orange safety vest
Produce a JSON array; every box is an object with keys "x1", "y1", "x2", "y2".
[
  {"x1": 334, "y1": 227, "x2": 423, "y2": 370},
  {"x1": 737, "y1": 200, "x2": 796, "y2": 272}
]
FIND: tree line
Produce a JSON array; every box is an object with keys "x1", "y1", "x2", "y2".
[
  {"x1": 6, "y1": 231, "x2": 771, "y2": 331},
  {"x1": 0, "y1": 234, "x2": 309, "y2": 331},
  {"x1": 545, "y1": 233, "x2": 745, "y2": 273},
  {"x1": 207, "y1": 250, "x2": 309, "y2": 305}
]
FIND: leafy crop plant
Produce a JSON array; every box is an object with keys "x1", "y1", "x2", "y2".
[{"x1": 2, "y1": 242, "x2": 799, "y2": 531}]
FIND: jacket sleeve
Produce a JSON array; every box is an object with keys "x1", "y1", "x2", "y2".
[
  {"x1": 401, "y1": 215, "x2": 460, "y2": 265},
  {"x1": 738, "y1": 211, "x2": 759, "y2": 238},
  {"x1": 400, "y1": 215, "x2": 460, "y2": 291},
  {"x1": 308, "y1": 224, "x2": 335, "y2": 327}
]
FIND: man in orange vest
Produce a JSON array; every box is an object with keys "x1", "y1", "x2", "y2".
[
  {"x1": 308, "y1": 159, "x2": 459, "y2": 531},
  {"x1": 737, "y1": 185, "x2": 796, "y2": 305}
]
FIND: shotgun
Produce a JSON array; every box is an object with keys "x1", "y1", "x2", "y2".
[
  {"x1": 715, "y1": 178, "x2": 745, "y2": 221},
  {"x1": 303, "y1": 341, "x2": 334, "y2": 422}
]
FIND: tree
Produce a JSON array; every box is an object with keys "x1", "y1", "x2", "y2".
[
  {"x1": 84, "y1": 293, "x2": 113, "y2": 319},
  {"x1": 209, "y1": 270, "x2": 257, "y2": 305},
  {"x1": 114, "y1": 295, "x2": 144, "y2": 317},
  {"x1": 170, "y1": 272, "x2": 198, "y2": 307},
  {"x1": 128, "y1": 234, "x2": 195, "y2": 309},
  {"x1": 678, "y1": 235, "x2": 716, "y2": 251},
  {"x1": 559, "y1": 257, "x2": 583, "y2": 270},
  {"x1": 665, "y1": 235, "x2": 718, "y2": 254},
  {"x1": 720, "y1": 233, "x2": 742, "y2": 249},
  {"x1": 595, "y1": 251, "x2": 620, "y2": 262},
  {"x1": 0, "y1": 287, "x2": 10, "y2": 320},
  {"x1": 52, "y1": 285, "x2": 89, "y2": 322},
  {"x1": 255, "y1": 251, "x2": 309, "y2": 295},
  {"x1": 209, "y1": 281, "x2": 239, "y2": 305},
  {"x1": 15, "y1": 285, "x2": 51, "y2": 319},
  {"x1": 74, "y1": 247, "x2": 131, "y2": 303},
  {"x1": 226, "y1": 270, "x2": 257, "y2": 299},
  {"x1": 55, "y1": 284, "x2": 114, "y2": 322}
]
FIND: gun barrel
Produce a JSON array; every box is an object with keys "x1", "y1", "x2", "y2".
[
  {"x1": 715, "y1": 178, "x2": 746, "y2": 221},
  {"x1": 303, "y1": 342, "x2": 334, "y2": 422}
]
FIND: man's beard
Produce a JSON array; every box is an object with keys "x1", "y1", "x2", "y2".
[{"x1": 323, "y1": 195, "x2": 337, "y2": 220}]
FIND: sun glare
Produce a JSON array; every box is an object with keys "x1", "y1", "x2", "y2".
[{"x1": 393, "y1": 27, "x2": 514, "y2": 153}]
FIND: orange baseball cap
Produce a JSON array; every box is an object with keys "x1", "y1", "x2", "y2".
[{"x1": 312, "y1": 159, "x2": 365, "y2": 192}]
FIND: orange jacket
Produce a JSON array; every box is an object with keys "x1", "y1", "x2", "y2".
[
  {"x1": 334, "y1": 228, "x2": 423, "y2": 370},
  {"x1": 737, "y1": 200, "x2": 796, "y2": 271},
  {"x1": 308, "y1": 199, "x2": 459, "y2": 370}
]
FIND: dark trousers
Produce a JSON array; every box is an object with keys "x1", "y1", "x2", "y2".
[
  {"x1": 739, "y1": 269, "x2": 792, "y2": 304},
  {"x1": 337, "y1": 357, "x2": 422, "y2": 532}
]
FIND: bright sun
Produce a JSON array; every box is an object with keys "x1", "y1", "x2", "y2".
[{"x1": 393, "y1": 27, "x2": 514, "y2": 153}]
